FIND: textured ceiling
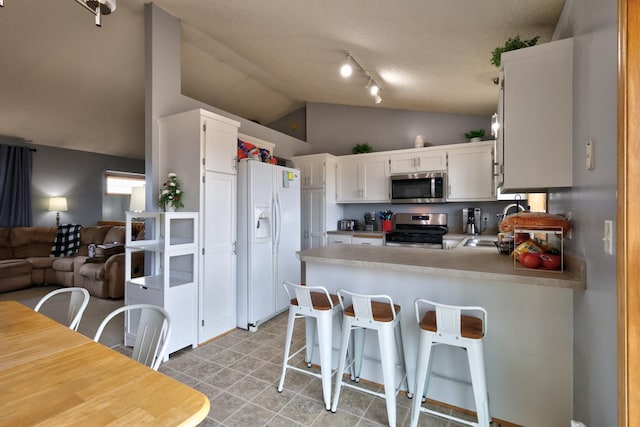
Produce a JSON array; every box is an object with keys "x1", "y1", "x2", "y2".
[{"x1": 0, "y1": 0, "x2": 564, "y2": 159}]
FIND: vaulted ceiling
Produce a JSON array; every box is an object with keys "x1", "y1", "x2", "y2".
[{"x1": 0, "y1": 0, "x2": 564, "y2": 159}]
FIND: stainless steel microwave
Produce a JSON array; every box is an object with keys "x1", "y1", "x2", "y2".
[{"x1": 390, "y1": 171, "x2": 446, "y2": 204}]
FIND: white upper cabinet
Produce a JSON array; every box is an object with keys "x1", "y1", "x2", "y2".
[
  {"x1": 336, "y1": 153, "x2": 390, "y2": 203},
  {"x1": 204, "y1": 117, "x2": 238, "y2": 175},
  {"x1": 295, "y1": 154, "x2": 327, "y2": 189},
  {"x1": 498, "y1": 37, "x2": 573, "y2": 192},
  {"x1": 447, "y1": 141, "x2": 496, "y2": 201},
  {"x1": 389, "y1": 148, "x2": 447, "y2": 174}
]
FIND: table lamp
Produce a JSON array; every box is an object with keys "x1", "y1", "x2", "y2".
[
  {"x1": 129, "y1": 186, "x2": 146, "y2": 212},
  {"x1": 48, "y1": 197, "x2": 68, "y2": 226}
]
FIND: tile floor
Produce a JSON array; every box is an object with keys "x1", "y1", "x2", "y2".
[{"x1": 115, "y1": 311, "x2": 485, "y2": 427}]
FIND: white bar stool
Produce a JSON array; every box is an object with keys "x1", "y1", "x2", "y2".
[
  {"x1": 410, "y1": 298, "x2": 490, "y2": 427},
  {"x1": 277, "y1": 281, "x2": 341, "y2": 410},
  {"x1": 331, "y1": 289, "x2": 411, "y2": 427}
]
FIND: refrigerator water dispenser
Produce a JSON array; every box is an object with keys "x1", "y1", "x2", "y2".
[{"x1": 255, "y1": 207, "x2": 271, "y2": 242}]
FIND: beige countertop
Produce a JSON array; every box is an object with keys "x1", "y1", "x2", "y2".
[{"x1": 298, "y1": 242, "x2": 586, "y2": 290}]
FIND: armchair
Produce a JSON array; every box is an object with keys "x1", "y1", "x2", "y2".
[{"x1": 73, "y1": 251, "x2": 144, "y2": 299}]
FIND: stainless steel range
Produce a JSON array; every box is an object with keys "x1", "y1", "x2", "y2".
[{"x1": 384, "y1": 213, "x2": 448, "y2": 249}]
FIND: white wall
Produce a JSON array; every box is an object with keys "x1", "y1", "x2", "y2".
[{"x1": 549, "y1": 1, "x2": 618, "y2": 425}]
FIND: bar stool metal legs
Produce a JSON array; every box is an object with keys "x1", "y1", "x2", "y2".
[
  {"x1": 277, "y1": 281, "x2": 341, "y2": 410},
  {"x1": 331, "y1": 290, "x2": 412, "y2": 427},
  {"x1": 410, "y1": 298, "x2": 490, "y2": 427}
]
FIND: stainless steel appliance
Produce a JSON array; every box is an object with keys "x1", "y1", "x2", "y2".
[
  {"x1": 384, "y1": 213, "x2": 448, "y2": 249},
  {"x1": 462, "y1": 207, "x2": 481, "y2": 235},
  {"x1": 390, "y1": 172, "x2": 446, "y2": 204},
  {"x1": 338, "y1": 219, "x2": 357, "y2": 231}
]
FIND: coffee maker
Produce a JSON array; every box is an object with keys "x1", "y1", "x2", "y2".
[
  {"x1": 462, "y1": 207, "x2": 481, "y2": 235},
  {"x1": 363, "y1": 211, "x2": 377, "y2": 231}
]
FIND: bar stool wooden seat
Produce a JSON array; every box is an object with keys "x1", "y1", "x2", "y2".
[
  {"x1": 277, "y1": 281, "x2": 341, "y2": 410},
  {"x1": 331, "y1": 289, "x2": 411, "y2": 427},
  {"x1": 410, "y1": 298, "x2": 490, "y2": 427}
]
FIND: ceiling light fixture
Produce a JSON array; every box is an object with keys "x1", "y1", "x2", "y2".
[
  {"x1": 340, "y1": 53, "x2": 353, "y2": 78},
  {"x1": 340, "y1": 50, "x2": 383, "y2": 104},
  {"x1": 74, "y1": 0, "x2": 116, "y2": 27},
  {"x1": 1, "y1": 0, "x2": 116, "y2": 26}
]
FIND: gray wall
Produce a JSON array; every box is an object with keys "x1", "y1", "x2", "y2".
[
  {"x1": 549, "y1": 0, "x2": 618, "y2": 425},
  {"x1": 268, "y1": 106, "x2": 307, "y2": 141},
  {"x1": 307, "y1": 102, "x2": 491, "y2": 155},
  {"x1": 1, "y1": 136, "x2": 144, "y2": 226}
]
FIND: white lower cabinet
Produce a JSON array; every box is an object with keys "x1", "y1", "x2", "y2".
[
  {"x1": 352, "y1": 235, "x2": 384, "y2": 246},
  {"x1": 200, "y1": 171, "x2": 237, "y2": 340},
  {"x1": 301, "y1": 189, "x2": 326, "y2": 249},
  {"x1": 327, "y1": 234, "x2": 384, "y2": 246},
  {"x1": 327, "y1": 234, "x2": 352, "y2": 245},
  {"x1": 124, "y1": 212, "x2": 199, "y2": 358},
  {"x1": 447, "y1": 141, "x2": 497, "y2": 202}
]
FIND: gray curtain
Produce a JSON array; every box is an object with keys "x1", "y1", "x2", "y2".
[{"x1": 0, "y1": 144, "x2": 33, "y2": 227}]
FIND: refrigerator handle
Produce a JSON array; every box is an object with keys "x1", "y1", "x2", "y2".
[{"x1": 275, "y1": 192, "x2": 282, "y2": 251}]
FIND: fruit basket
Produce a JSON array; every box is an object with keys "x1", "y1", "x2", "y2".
[{"x1": 511, "y1": 225, "x2": 564, "y2": 272}]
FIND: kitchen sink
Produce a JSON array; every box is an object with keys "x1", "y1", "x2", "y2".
[{"x1": 463, "y1": 238, "x2": 497, "y2": 248}]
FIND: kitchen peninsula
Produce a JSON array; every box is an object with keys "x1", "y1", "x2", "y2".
[{"x1": 297, "y1": 243, "x2": 585, "y2": 427}]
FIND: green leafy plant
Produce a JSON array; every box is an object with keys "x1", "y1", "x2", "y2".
[
  {"x1": 491, "y1": 35, "x2": 540, "y2": 67},
  {"x1": 157, "y1": 172, "x2": 184, "y2": 209},
  {"x1": 352, "y1": 143, "x2": 373, "y2": 154},
  {"x1": 464, "y1": 129, "x2": 486, "y2": 141}
]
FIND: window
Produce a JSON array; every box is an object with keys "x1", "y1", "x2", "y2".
[{"x1": 105, "y1": 171, "x2": 145, "y2": 195}]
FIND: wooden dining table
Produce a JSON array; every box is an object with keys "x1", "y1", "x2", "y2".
[{"x1": 0, "y1": 300, "x2": 210, "y2": 426}]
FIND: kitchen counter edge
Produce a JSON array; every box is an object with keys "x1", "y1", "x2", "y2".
[{"x1": 297, "y1": 245, "x2": 586, "y2": 290}]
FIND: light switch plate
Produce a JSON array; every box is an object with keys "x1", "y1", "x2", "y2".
[
  {"x1": 603, "y1": 219, "x2": 614, "y2": 255},
  {"x1": 586, "y1": 140, "x2": 595, "y2": 170}
]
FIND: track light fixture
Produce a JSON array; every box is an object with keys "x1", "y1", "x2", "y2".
[
  {"x1": 340, "y1": 53, "x2": 353, "y2": 78},
  {"x1": 75, "y1": 0, "x2": 116, "y2": 27},
  {"x1": 340, "y1": 51, "x2": 383, "y2": 104},
  {"x1": 0, "y1": 0, "x2": 116, "y2": 26}
]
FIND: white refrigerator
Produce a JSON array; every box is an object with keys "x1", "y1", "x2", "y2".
[{"x1": 237, "y1": 159, "x2": 301, "y2": 330}]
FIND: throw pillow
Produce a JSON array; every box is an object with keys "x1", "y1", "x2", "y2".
[{"x1": 50, "y1": 224, "x2": 82, "y2": 257}]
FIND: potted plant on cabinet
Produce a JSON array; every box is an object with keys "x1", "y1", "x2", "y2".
[
  {"x1": 491, "y1": 35, "x2": 540, "y2": 67},
  {"x1": 352, "y1": 143, "x2": 373, "y2": 154},
  {"x1": 464, "y1": 129, "x2": 486, "y2": 142}
]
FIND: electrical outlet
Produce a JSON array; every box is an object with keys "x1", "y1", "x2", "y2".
[{"x1": 482, "y1": 213, "x2": 490, "y2": 222}]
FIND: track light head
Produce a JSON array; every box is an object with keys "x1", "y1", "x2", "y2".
[
  {"x1": 374, "y1": 94, "x2": 382, "y2": 104},
  {"x1": 369, "y1": 83, "x2": 380, "y2": 96},
  {"x1": 340, "y1": 63, "x2": 353, "y2": 78}
]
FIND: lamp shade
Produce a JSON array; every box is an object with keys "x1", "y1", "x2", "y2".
[
  {"x1": 129, "y1": 186, "x2": 146, "y2": 212},
  {"x1": 48, "y1": 197, "x2": 68, "y2": 212}
]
